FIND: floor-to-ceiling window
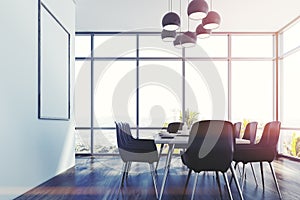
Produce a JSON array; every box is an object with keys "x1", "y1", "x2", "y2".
[
  {"x1": 185, "y1": 35, "x2": 228, "y2": 122},
  {"x1": 231, "y1": 34, "x2": 275, "y2": 138},
  {"x1": 278, "y1": 18, "x2": 300, "y2": 158},
  {"x1": 74, "y1": 32, "x2": 279, "y2": 155}
]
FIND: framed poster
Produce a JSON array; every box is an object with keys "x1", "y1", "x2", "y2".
[{"x1": 38, "y1": 1, "x2": 70, "y2": 120}]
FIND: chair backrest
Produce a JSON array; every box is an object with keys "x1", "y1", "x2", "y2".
[
  {"x1": 115, "y1": 122, "x2": 126, "y2": 150},
  {"x1": 115, "y1": 122, "x2": 134, "y2": 150},
  {"x1": 233, "y1": 122, "x2": 242, "y2": 138},
  {"x1": 167, "y1": 122, "x2": 184, "y2": 133},
  {"x1": 184, "y1": 120, "x2": 234, "y2": 173},
  {"x1": 257, "y1": 121, "x2": 281, "y2": 148},
  {"x1": 242, "y1": 122, "x2": 258, "y2": 144}
]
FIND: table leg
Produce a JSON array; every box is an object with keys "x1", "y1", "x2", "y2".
[{"x1": 159, "y1": 144, "x2": 175, "y2": 200}]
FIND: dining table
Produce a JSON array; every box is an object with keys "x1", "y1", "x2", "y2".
[{"x1": 154, "y1": 131, "x2": 247, "y2": 200}]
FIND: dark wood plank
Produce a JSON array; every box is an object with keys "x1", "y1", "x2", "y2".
[{"x1": 15, "y1": 156, "x2": 300, "y2": 200}]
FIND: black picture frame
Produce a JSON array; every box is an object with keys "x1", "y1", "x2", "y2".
[{"x1": 38, "y1": 0, "x2": 70, "y2": 120}]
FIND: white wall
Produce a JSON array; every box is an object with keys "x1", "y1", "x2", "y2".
[{"x1": 0, "y1": 0, "x2": 75, "y2": 199}]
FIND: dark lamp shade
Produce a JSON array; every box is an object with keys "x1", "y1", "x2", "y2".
[
  {"x1": 196, "y1": 24, "x2": 211, "y2": 39},
  {"x1": 173, "y1": 34, "x2": 183, "y2": 49},
  {"x1": 187, "y1": 0, "x2": 208, "y2": 20},
  {"x1": 181, "y1": 31, "x2": 197, "y2": 48},
  {"x1": 162, "y1": 12, "x2": 181, "y2": 31},
  {"x1": 161, "y1": 30, "x2": 176, "y2": 42},
  {"x1": 202, "y1": 11, "x2": 221, "y2": 29}
]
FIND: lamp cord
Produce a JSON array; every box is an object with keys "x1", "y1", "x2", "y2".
[
  {"x1": 187, "y1": 0, "x2": 190, "y2": 31},
  {"x1": 179, "y1": 0, "x2": 181, "y2": 32}
]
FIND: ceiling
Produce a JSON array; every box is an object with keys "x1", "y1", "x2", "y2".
[
  {"x1": 212, "y1": 0, "x2": 300, "y2": 32},
  {"x1": 75, "y1": 0, "x2": 300, "y2": 32}
]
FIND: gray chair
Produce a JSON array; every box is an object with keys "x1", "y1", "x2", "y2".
[{"x1": 115, "y1": 122, "x2": 159, "y2": 198}]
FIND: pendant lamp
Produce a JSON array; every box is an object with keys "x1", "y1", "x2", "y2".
[
  {"x1": 181, "y1": 31, "x2": 197, "y2": 48},
  {"x1": 187, "y1": 0, "x2": 208, "y2": 20},
  {"x1": 181, "y1": 0, "x2": 197, "y2": 48},
  {"x1": 196, "y1": 24, "x2": 211, "y2": 38},
  {"x1": 161, "y1": 29, "x2": 177, "y2": 42},
  {"x1": 162, "y1": 12, "x2": 181, "y2": 31},
  {"x1": 162, "y1": 0, "x2": 180, "y2": 31},
  {"x1": 202, "y1": 0, "x2": 221, "y2": 29},
  {"x1": 173, "y1": 34, "x2": 183, "y2": 49},
  {"x1": 173, "y1": 0, "x2": 183, "y2": 48},
  {"x1": 202, "y1": 11, "x2": 221, "y2": 29}
]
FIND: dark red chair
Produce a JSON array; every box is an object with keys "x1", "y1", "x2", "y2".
[
  {"x1": 242, "y1": 121, "x2": 258, "y2": 144},
  {"x1": 233, "y1": 122, "x2": 242, "y2": 138},
  {"x1": 237, "y1": 121, "x2": 259, "y2": 186},
  {"x1": 233, "y1": 121, "x2": 282, "y2": 199}
]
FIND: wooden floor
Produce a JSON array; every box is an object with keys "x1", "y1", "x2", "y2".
[{"x1": 16, "y1": 156, "x2": 300, "y2": 200}]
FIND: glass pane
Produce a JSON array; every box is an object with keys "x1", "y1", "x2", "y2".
[
  {"x1": 75, "y1": 61, "x2": 91, "y2": 127},
  {"x1": 94, "y1": 61, "x2": 136, "y2": 127},
  {"x1": 75, "y1": 130, "x2": 91, "y2": 154},
  {"x1": 139, "y1": 35, "x2": 182, "y2": 57},
  {"x1": 231, "y1": 61, "x2": 273, "y2": 123},
  {"x1": 185, "y1": 35, "x2": 228, "y2": 57},
  {"x1": 185, "y1": 60, "x2": 228, "y2": 122},
  {"x1": 94, "y1": 35, "x2": 136, "y2": 57},
  {"x1": 93, "y1": 130, "x2": 118, "y2": 154},
  {"x1": 283, "y1": 20, "x2": 300, "y2": 53},
  {"x1": 139, "y1": 61, "x2": 182, "y2": 127},
  {"x1": 280, "y1": 51, "x2": 300, "y2": 127},
  {"x1": 231, "y1": 35, "x2": 273, "y2": 57},
  {"x1": 75, "y1": 35, "x2": 91, "y2": 57},
  {"x1": 279, "y1": 130, "x2": 300, "y2": 158}
]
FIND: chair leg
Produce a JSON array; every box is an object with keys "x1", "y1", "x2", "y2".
[
  {"x1": 125, "y1": 161, "x2": 131, "y2": 178},
  {"x1": 191, "y1": 172, "x2": 199, "y2": 200},
  {"x1": 117, "y1": 162, "x2": 128, "y2": 198},
  {"x1": 120, "y1": 162, "x2": 128, "y2": 187},
  {"x1": 149, "y1": 163, "x2": 158, "y2": 199},
  {"x1": 260, "y1": 162, "x2": 265, "y2": 190},
  {"x1": 229, "y1": 162, "x2": 238, "y2": 185},
  {"x1": 237, "y1": 163, "x2": 242, "y2": 177},
  {"x1": 216, "y1": 171, "x2": 222, "y2": 199},
  {"x1": 183, "y1": 169, "x2": 192, "y2": 198},
  {"x1": 250, "y1": 163, "x2": 258, "y2": 186},
  {"x1": 234, "y1": 162, "x2": 238, "y2": 170},
  {"x1": 230, "y1": 164, "x2": 244, "y2": 200},
  {"x1": 229, "y1": 175, "x2": 233, "y2": 185},
  {"x1": 243, "y1": 164, "x2": 247, "y2": 180},
  {"x1": 269, "y1": 162, "x2": 282, "y2": 199},
  {"x1": 241, "y1": 164, "x2": 246, "y2": 191},
  {"x1": 223, "y1": 172, "x2": 233, "y2": 200},
  {"x1": 155, "y1": 143, "x2": 164, "y2": 171},
  {"x1": 234, "y1": 162, "x2": 242, "y2": 177}
]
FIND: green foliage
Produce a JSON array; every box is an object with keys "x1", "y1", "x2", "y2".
[
  {"x1": 291, "y1": 132, "x2": 300, "y2": 157},
  {"x1": 162, "y1": 122, "x2": 169, "y2": 128},
  {"x1": 179, "y1": 109, "x2": 199, "y2": 129}
]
